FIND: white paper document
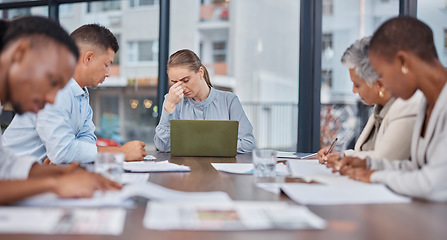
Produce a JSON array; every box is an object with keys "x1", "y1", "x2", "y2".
[
  {"x1": 277, "y1": 152, "x2": 318, "y2": 159},
  {"x1": 287, "y1": 160, "x2": 334, "y2": 178},
  {"x1": 143, "y1": 155, "x2": 156, "y2": 160},
  {"x1": 0, "y1": 207, "x2": 126, "y2": 235},
  {"x1": 121, "y1": 173, "x2": 150, "y2": 184},
  {"x1": 123, "y1": 160, "x2": 190, "y2": 172},
  {"x1": 16, "y1": 182, "x2": 231, "y2": 207},
  {"x1": 144, "y1": 201, "x2": 326, "y2": 230},
  {"x1": 286, "y1": 159, "x2": 384, "y2": 186},
  {"x1": 211, "y1": 163, "x2": 289, "y2": 176},
  {"x1": 281, "y1": 183, "x2": 411, "y2": 205}
]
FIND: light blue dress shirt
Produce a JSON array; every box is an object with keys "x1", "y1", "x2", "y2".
[
  {"x1": 154, "y1": 87, "x2": 256, "y2": 153},
  {"x1": 2, "y1": 78, "x2": 97, "y2": 164},
  {"x1": 0, "y1": 104, "x2": 38, "y2": 179}
]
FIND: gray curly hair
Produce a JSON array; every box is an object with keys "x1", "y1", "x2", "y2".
[{"x1": 341, "y1": 37, "x2": 378, "y2": 86}]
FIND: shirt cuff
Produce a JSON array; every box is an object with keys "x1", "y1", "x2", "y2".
[
  {"x1": 369, "y1": 158, "x2": 386, "y2": 170},
  {"x1": 75, "y1": 141, "x2": 98, "y2": 163},
  {"x1": 160, "y1": 108, "x2": 175, "y2": 129},
  {"x1": 13, "y1": 156, "x2": 39, "y2": 179},
  {"x1": 370, "y1": 170, "x2": 387, "y2": 183},
  {"x1": 365, "y1": 156, "x2": 372, "y2": 169}
]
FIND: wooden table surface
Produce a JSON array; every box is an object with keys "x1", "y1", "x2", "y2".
[{"x1": 2, "y1": 152, "x2": 447, "y2": 240}]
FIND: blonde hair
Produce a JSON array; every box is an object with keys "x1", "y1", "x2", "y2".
[{"x1": 167, "y1": 49, "x2": 213, "y2": 87}]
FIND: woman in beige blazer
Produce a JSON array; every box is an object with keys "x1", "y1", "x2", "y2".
[{"x1": 317, "y1": 37, "x2": 421, "y2": 164}]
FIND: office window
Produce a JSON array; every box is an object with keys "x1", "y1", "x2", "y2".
[
  {"x1": 171, "y1": 0, "x2": 300, "y2": 151},
  {"x1": 100, "y1": 1, "x2": 121, "y2": 11},
  {"x1": 59, "y1": 4, "x2": 73, "y2": 16},
  {"x1": 200, "y1": 0, "x2": 229, "y2": 22},
  {"x1": 322, "y1": 69, "x2": 333, "y2": 88},
  {"x1": 130, "y1": 0, "x2": 159, "y2": 8},
  {"x1": 85, "y1": 1, "x2": 121, "y2": 13},
  {"x1": 213, "y1": 41, "x2": 227, "y2": 62},
  {"x1": 323, "y1": 0, "x2": 333, "y2": 16},
  {"x1": 113, "y1": 34, "x2": 121, "y2": 65},
  {"x1": 444, "y1": 29, "x2": 447, "y2": 51},
  {"x1": 320, "y1": 0, "x2": 399, "y2": 150},
  {"x1": 0, "y1": 6, "x2": 47, "y2": 20},
  {"x1": 2, "y1": 8, "x2": 30, "y2": 19},
  {"x1": 322, "y1": 33, "x2": 333, "y2": 51},
  {"x1": 419, "y1": 0, "x2": 447, "y2": 64},
  {"x1": 127, "y1": 40, "x2": 159, "y2": 63}
]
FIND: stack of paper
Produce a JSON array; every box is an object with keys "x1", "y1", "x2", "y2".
[
  {"x1": 144, "y1": 201, "x2": 326, "y2": 230},
  {"x1": 0, "y1": 207, "x2": 126, "y2": 235},
  {"x1": 211, "y1": 163, "x2": 289, "y2": 176},
  {"x1": 123, "y1": 160, "x2": 190, "y2": 172}
]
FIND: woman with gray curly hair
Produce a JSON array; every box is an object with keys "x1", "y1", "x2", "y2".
[{"x1": 317, "y1": 36, "x2": 422, "y2": 166}]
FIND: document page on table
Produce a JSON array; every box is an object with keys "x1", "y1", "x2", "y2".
[
  {"x1": 144, "y1": 201, "x2": 327, "y2": 230},
  {"x1": 281, "y1": 183, "x2": 411, "y2": 205},
  {"x1": 0, "y1": 207, "x2": 126, "y2": 235},
  {"x1": 123, "y1": 160, "x2": 190, "y2": 172},
  {"x1": 16, "y1": 182, "x2": 231, "y2": 207},
  {"x1": 211, "y1": 163, "x2": 289, "y2": 175}
]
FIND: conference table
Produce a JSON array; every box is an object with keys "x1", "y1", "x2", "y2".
[{"x1": 3, "y1": 151, "x2": 447, "y2": 240}]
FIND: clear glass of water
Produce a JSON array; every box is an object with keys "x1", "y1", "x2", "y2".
[
  {"x1": 95, "y1": 152, "x2": 125, "y2": 182},
  {"x1": 252, "y1": 149, "x2": 277, "y2": 183}
]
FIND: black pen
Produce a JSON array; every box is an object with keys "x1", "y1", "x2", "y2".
[{"x1": 322, "y1": 138, "x2": 338, "y2": 164}]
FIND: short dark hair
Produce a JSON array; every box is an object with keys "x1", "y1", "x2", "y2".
[
  {"x1": 70, "y1": 24, "x2": 119, "y2": 53},
  {"x1": 0, "y1": 16, "x2": 79, "y2": 60},
  {"x1": 370, "y1": 16, "x2": 438, "y2": 64}
]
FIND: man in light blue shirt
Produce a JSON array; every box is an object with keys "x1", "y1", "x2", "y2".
[
  {"x1": 0, "y1": 16, "x2": 121, "y2": 205},
  {"x1": 4, "y1": 78, "x2": 97, "y2": 163},
  {"x1": 2, "y1": 24, "x2": 147, "y2": 164}
]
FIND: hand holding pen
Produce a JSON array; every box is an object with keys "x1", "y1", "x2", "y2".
[{"x1": 317, "y1": 138, "x2": 338, "y2": 165}]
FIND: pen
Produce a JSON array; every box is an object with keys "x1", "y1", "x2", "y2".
[
  {"x1": 327, "y1": 137, "x2": 338, "y2": 155},
  {"x1": 300, "y1": 152, "x2": 318, "y2": 159},
  {"x1": 322, "y1": 137, "x2": 338, "y2": 164}
]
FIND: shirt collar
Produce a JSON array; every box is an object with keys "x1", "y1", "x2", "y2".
[
  {"x1": 69, "y1": 78, "x2": 89, "y2": 98},
  {"x1": 375, "y1": 97, "x2": 396, "y2": 119},
  {"x1": 186, "y1": 87, "x2": 215, "y2": 107}
]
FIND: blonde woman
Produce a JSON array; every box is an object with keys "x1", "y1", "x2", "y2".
[{"x1": 154, "y1": 49, "x2": 256, "y2": 153}]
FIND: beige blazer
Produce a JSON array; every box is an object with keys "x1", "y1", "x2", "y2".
[
  {"x1": 370, "y1": 86, "x2": 447, "y2": 201},
  {"x1": 344, "y1": 91, "x2": 423, "y2": 161}
]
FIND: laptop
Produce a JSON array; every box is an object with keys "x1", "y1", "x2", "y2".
[{"x1": 170, "y1": 119, "x2": 239, "y2": 157}]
